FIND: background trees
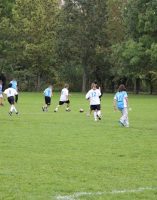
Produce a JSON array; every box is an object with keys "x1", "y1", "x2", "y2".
[{"x1": 0, "y1": 0, "x2": 157, "y2": 93}]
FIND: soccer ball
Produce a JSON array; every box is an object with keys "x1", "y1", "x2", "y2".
[
  {"x1": 54, "y1": 108, "x2": 58, "y2": 112},
  {"x1": 79, "y1": 108, "x2": 84, "y2": 113},
  {"x1": 66, "y1": 108, "x2": 71, "y2": 112}
]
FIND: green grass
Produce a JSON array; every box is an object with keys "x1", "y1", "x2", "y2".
[{"x1": 0, "y1": 93, "x2": 157, "y2": 200}]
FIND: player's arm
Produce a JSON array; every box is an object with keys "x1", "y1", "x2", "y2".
[
  {"x1": 125, "y1": 97, "x2": 129, "y2": 107},
  {"x1": 98, "y1": 90, "x2": 102, "y2": 98},
  {"x1": 14, "y1": 90, "x2": 18, "y2": 96},
  {"x1": 85, "y1": 92, "x2": 90, "y2": 100}
]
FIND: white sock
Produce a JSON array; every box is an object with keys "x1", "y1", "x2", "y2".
[
  {"x1": 97, "y1": 110, "x2": 101, "y2": 117},
  {"x1": 10, "y1": 105, "x2": 14, "y2": 112},
  {"x1": 94, "y1": 111, "x2": 97, "y2": 120},
  {"x1": 13, "y1": 105, "x2": 17, "y2": 113}
]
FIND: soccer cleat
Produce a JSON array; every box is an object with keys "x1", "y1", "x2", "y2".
[
  {"x1": 9, "y1": 111, "x2": 12, "y2": 116},
  {"x1": 66, "y1": 108, "x2": 71, "y2": 112},
  {"x1": 97, "y1": 114, "x2": 101, "y2": 120},
  {"x1": 42, "y1": 106, "x2": 45, "y2": 112},
  {"x1": 16, "y1": 112, "x2": 19, "y2": 115},
  {"x1": 119, "y1": 120, "x2": 125, "y2": 126}
]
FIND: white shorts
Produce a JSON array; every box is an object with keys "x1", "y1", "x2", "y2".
[{"x1": 0, "y1": 94, "x2": 3, "y2": 98}]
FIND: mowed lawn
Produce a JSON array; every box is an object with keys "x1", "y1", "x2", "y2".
[{"x1": 0, "y1": 93, "x2": 157, "y2": 200}]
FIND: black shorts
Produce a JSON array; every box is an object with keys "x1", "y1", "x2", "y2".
[
  {"x1": 8, "y1": 96, "x2": 15, "y2": 105},
  {"x1": 45, "y1": 96, "x2": 51, "y2": 105},
  {"x1": 90, "y1": 104, "x2": 101, "y2": 111},
  {"x1": 59, "y1": 100, "x2": 70, "y2": 105}
]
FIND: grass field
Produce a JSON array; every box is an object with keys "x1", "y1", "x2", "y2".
[{"x1": 0, "y1": 93, "x2": 157, "y2": 200}]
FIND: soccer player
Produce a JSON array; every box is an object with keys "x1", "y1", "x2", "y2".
[
  {"x1": 54, "y1": 84, "x2": 70, "y2": 112},
  {"x1": 0, "y1": 80, "x2": 4, "y2": 106},
  {"x1": 3, "y1": 83, "x2": 18, "y2": 115},
  {"x1": 10, "y1": 78, "x2": 18, "y2": 103},
  {"x1": 113, "y1": 84, "x2": 129, "y2": 127},
  {"x1": 86, "y1": 83, "x2": 102, "y2": 121},
  {"x1": 42, "y1": 85, "x2": 53, "y2": 112}
]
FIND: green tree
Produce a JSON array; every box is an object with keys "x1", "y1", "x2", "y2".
[
  {"x1": 111, "y1": 0, "x2": 157, "y2": 94},
  {"x1": 57, "y1": 0, "x2": 109, "y2": 92},
  {"x1": 10, "y1": 0, "x2": 59, "y2": 90}
]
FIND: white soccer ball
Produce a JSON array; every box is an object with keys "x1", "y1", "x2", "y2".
[
  {"x1": 54, "y1": 108, "x2": 58, "y2": 112},
  {"x1": 79, "y1": 108, "x2": 84, "y2": 113}
]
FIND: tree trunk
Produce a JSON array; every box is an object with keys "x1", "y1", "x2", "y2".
[
  {"x1": 82, "y1": 69, "x2": 87, "y2": 92},
  {"x1": 134, "y1": 78, "x2": 140, "y2": 94},
  {"x1": 150, "y1": 82, "x2": 153, "y2": 95},
  {"x1": 36, "y1": 74, "x2": 41, "y2": 91}
]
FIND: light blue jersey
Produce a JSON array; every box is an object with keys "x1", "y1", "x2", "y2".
[
  {"x1": 44, "y1": 88, "x2": 52, "y2": 97},
  {"x1": 10, "y1": 80, "x2": 17, "y2": 91},
  {"x1": 114, "y1": 91, "x2": 128, "y2": 110}
]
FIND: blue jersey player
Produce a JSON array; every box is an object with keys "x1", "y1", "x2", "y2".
[
  {"x1": 42, "y1": 85, "x2": 53, "y2": 112},
  {"x1": 113, "y1": 84, "x2": 129, "y2": 127}
]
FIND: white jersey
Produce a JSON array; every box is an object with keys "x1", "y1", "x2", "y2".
[
  {"x1": 4, "y1": 88, "x2": 18, "y2": 98},
  {"x1": 60, "y1": 88, "x2": 69, "y2": 101},
  {"x1": 86, "y1": 89, "x2": 101, "y2": 105}
]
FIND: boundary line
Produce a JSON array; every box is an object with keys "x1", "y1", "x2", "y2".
[{"x1": 55, "y1": 187, "x2": 157, "y2": 200}]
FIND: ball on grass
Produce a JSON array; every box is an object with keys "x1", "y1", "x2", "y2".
[{"x1": 79, "y1": 108, "x2": 84, "y2": 113}]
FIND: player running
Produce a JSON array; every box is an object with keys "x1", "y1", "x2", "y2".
[
  {"x1": 86, "y1": 83, "x2": 102, "y2": 121},
  {"x1": 113, "y1": 84, "x2": 129, "y2": 127},
  {"x1": 54, "y1": 84, "x2": 70, "y2": 112},
  {"x1": 0, "y1": 80, "x2": 4, "y2": 106},
  {"x1": 3, "y1": 83, "x2": 18, "y2": 116},
  {"x1": 10, "y1": 78, "x2": 18, "y2": 103},
  {"x1": 42, "y1": 85, "x2": 53, "y2": 112}
]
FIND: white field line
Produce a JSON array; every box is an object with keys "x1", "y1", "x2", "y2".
[{"x1": 55, "y1": 187, "x2": 157, "y2": 200}]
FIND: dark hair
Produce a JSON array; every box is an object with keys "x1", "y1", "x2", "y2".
[
  {"x1": 118, "y1": 84, "x2": 126, "y2": 92},
  {"x1": 8, "y1": 83, "x2": 12, "y2": 88}
]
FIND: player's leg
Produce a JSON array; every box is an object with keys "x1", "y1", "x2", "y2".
[
  {"x1": 15, "y1": 94, "x2": 18, "y2": 103},
  {"x1": 123, "y1": 108, "x2": 129, "y2": 127},
  {"x1": 90, "y1": 105, "x2": 98, "y2": 121},
  {"x1": 96, "y1": 105, "x2": 101, "y2": 120},
  {"x1": 0, "y1": 95, "x2": 4, "y2": 106},
  {"x1": 94, "y1": 110, "x2": 98, "y2": 121},
  {"x1": 43, "y1": 97, "x2": 51, "y2": 112},
  {"x1": 54, "y1": 101, "x2": 62, "y2": 112},
  {"x1": 46, "y1": 97, "x2": 51, "y2": 111},
  {"x1": 65, "y1": 100, "x2": 70, "y2": 111},
  {"x1": 119, "y1": 108, "x2": 128, "y2": 126},
  {"x1": 12, "y1": 104, "x2": 18, "y2": 114},
  {"x1": 42, "y1": 97, "x2": 47, "y2": 111},
  {"x1": 8, "y1": 97, "x2": 18, "y2": 115},
  {"x1": 118, "y1": 109, "x2": 124, "y2": 126}
]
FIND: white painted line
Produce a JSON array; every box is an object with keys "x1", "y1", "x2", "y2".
[{"x1": 55, "y1": 187, "x2": 157, "y2": 200}]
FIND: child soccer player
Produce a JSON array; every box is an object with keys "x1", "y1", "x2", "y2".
[
  {"x1": 10, "y1": 78, "x2": 18, "y2": 103},
  {"x1": 3, "y1": 83, "x2": 18, "y2": 115},
  {"x1": 42, "y1": 85, "x2": 53, "y2": 112},
  {"x1": 0, "y1": 80, "x2": 4, "y2": 106},
  {"x1": 113, "y1": 84, "x2": 129, "y2": 127},
  {"x1": 86, "y1": 83, "x2": 102, "y2": 121},
  {"x1": 54, "y1": 84, "x2": 70, "y2": 112}
]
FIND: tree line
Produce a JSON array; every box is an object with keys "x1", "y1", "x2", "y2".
[{"x1": 0, "y1": 0, "x2": 157, "y2": 93}]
